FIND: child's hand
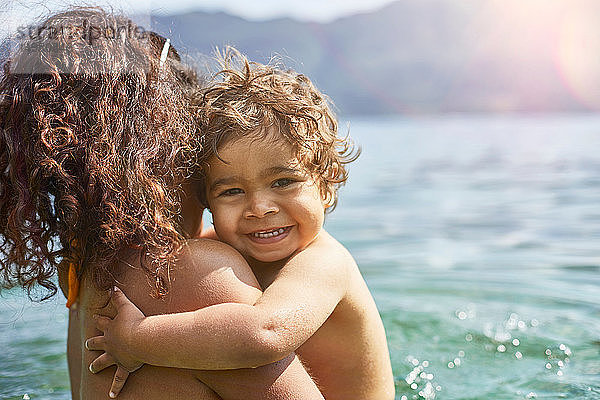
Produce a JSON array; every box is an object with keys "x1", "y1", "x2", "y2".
[{"x1": 85, "y1": 287, "x2": 145, "y2": 398}]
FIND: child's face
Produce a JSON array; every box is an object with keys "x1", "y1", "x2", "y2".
[{"x1": 205, "y1": 129, "x2": 326, "y2": 263}]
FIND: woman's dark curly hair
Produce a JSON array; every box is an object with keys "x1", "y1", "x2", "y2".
[
  {"x1": 0, "y1": 8, "x2": 200, "y2": 300},
  {"x1": 195, "y1": 48, "x2": 359, "y2": 211}
]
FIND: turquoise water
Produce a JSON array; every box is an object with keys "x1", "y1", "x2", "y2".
[{"x1": 1, "y1": 114, "x2": 600, "y2": 399}]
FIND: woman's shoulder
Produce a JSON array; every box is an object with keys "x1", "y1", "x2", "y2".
[
  {"x1": 178, "y1": 238, "x2": 253, "y2": 276},
  {"x1": 120, "y1": 239, "x2": 262, "y2": 315},
  {"x1": 177, "y1": 238, "x2": 261, "y2": 291}
]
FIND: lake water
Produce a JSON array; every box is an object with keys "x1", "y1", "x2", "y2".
[{"x1": 1, "y1": 114, "x2": 599, "y2": 399}]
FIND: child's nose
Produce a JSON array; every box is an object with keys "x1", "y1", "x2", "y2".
[{"x1": 243, "y1": 195, "x2": 278, "y2": 218}]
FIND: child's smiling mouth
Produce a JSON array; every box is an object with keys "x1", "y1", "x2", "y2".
[{"x1": 247, "y1": 226, "x2": 293, "y2": 243}]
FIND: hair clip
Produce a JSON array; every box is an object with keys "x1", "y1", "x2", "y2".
[{"x1": 159, "y1": 38, "x2": 171, "y2": 67}]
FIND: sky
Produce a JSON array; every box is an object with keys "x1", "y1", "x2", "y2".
[{"x1": 3, "y1": 0, "x2": 398, "y2": 24}]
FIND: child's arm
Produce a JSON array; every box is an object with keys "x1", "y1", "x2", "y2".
[
  {"x1": 86, "y1": 234, "x2": 349, "y2": 371},
  {"x1": 86, "y1": 239, "x2": 325, "y2": 399}
]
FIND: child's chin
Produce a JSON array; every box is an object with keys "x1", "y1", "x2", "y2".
[{"x1": 251, "y1": 250, "x2": 293, "y2": 264}]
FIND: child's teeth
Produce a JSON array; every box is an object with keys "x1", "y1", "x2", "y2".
[{"x1": 254, "y1": 228, "x2": 286, "y2": 238}]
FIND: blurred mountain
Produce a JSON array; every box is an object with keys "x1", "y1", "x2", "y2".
[{"x1": 149, "y1": 0, "x2": 600, "y2": 115}]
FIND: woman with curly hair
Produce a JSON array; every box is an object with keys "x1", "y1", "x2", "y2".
[{"x1": 0, "y1": 8, "x2": 323, "y2": 399}]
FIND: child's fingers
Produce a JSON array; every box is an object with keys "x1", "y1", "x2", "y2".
[
  {"x1": 85, "y1": 336, "x2": 105, "y2": 351},
  {"x1": 108, "y1": 366, "x2": 130, "y2": 398},
  {"x1": 93, "y1": 314, "x2": 112, "y2": 331},
  {"x1": 89, "y1": 352, "x2": 116, "y2": 374}
]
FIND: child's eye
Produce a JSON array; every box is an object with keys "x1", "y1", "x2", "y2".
[
  {"x1": 272, "y1": 178, "x2": 295, "y2": 188},
  {"x1": 218, "y1": 188, "x2": 244, "y2": 196}
]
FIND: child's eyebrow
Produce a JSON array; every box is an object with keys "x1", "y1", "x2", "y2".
[
  {"x1": 262, "y1": 166, "x2": 304, "y2": 177},
  {"x1": 209, "y1": 167, "x2": 305, "y2": 191},
  {"x1": 209, "y1": 176, "x2": 240, "y2": 191}
]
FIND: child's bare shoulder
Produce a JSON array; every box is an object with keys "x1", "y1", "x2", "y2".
[
  {"x1": 286, "y1": 230, "x2": 356, "y2": 282},
  {"x1": 304, "y1": 230, "x2": 355, "y2": 264}
]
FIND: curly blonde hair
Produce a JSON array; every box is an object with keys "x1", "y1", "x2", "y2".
[
  {"x1": 195, "y1": 48, "x2": 359, "y2": 210},
  {"x1": 0, "y1": 8, "x2": 200, "y2": 299}
]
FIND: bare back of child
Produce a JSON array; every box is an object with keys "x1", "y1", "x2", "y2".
[{"x1": 87, "y1": 50, "x2": 395, "y2": 399}]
